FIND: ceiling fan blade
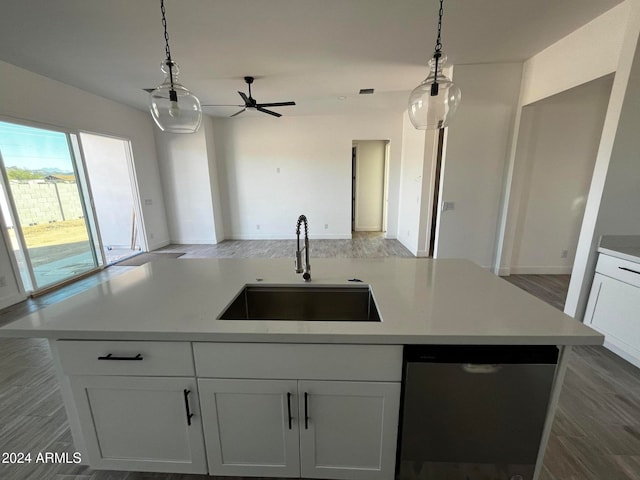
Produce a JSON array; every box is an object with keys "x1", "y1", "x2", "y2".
[
  {"x1": 230, "y1": 108, "x2": 246, "y2": 117},
  {"x1": 257, "y1": 107, "x2": 282, "y2": 117},
  {"x1": 202, "y1": 104, "x2": 244, "y2": 107},
  {"x1": 238, "y1": 91, "x2": 249, "y2": 104},
  {"x1": 256, "y1": 101, "x2": 296, "y2": 107}
]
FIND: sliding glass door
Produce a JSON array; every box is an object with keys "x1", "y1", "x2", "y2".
[{"x1": 0, "y1": 121, "x2": 99, "y2": 291}]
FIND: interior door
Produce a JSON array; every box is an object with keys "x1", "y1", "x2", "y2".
[{"x1": 198, "y1": 378, "x2": 300, "y2": 477}]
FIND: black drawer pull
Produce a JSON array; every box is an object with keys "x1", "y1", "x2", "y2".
[
  {"x1": 619, "y1": 266, "x2": 640, "y2": 276},
  {"x1": 287, "y1": 392, "x2": 293, "y2": 430},
  {"x1": 184, "y1": 389, "x2": 194, "y2": 426},
  {"x1": 97, "y1": 353, "x2": 143, "y2": 361},
  {"x1": 304, "y1": 392, "x2": 309, "y2": 430}
]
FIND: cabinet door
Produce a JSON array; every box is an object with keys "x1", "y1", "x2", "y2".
[
  {"x1": 298, "y1": 380, "x2": 400, "y2": 480},
  {"x1": 198, "y1": 378, "x2": 300, "y2": 477},
  {"x1": 69, "y1": 376, "x2": 206, "y2": 474},
  {"x1": 585, "y1": 273, "x2": 640, "y2": 362}
]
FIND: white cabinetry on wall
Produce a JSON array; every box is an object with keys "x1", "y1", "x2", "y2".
[
  {"x1": 54, "y1": 341, "x2": 207, "y2": 474},
  {"x1": 585, "y1": 254, "x2": 640, "y2": 368},
  {"x1": 195, "y1": 343, "x2": 402, "y2": 480}
]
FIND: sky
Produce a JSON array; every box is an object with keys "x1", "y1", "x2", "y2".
[{"x1": 0, "y1": 121, "x2": 74, "y2": 172}]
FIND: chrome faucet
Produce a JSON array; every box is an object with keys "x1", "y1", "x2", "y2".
[{"x1": 295, "y1": 215, "x2": 311, "y2": 282}]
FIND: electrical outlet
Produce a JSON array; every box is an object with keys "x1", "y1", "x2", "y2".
[
  {"x1": 150, "y1": 233, "x2": 155, "y2": 240},
  {"x1": 561, "y1": 250, "x2": 568, "y2": 258},
  {"x1": 407, "y1": 230, "x2": 411, "y2": 237},
  {"x1": 144, "y1": 199, "x2": 153, "y2": 206},
  {"x1": 276, "y1": 168, "x2": 280, "y2": 173},
  {"x1": 256, "y1": 224, "x2": 260, "y2": 230},
  {"x1": 0, "y1": 276, "x2": 6, "y2": 288},
  {"x1": 442, "y1": 201, "x2": 455, "y2": 212},
  {"x1": 324, "y1": 224, "x2": 328, "y2": 229}
]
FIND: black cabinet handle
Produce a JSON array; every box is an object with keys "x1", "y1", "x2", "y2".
[
  {"x1": 97, "y1": 353, "x2": 143, "y2": 361},
  {"x1": 304, "y1": 392, "x2": 309, "y2": 430},
  {"x1": 287, "y1": 392, "x2": 292, "y2": 430},
  {"x1": 183, "y1": 389, "x2": 194, "y2": 426},
  {"x1": 619, "y1": 266, "x2": 640, "y2": 276}
]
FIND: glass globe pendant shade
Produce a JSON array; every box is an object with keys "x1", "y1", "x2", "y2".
[
  {"x1": 149, "y1": 61, "x2": 202, "y2": 134},
  {"x1": 408, "y1": 54, "x2": 461, "y2": 130}
]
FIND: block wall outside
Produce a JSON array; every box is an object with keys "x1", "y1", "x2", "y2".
[{"x1": 9, "y1": 181, "x2": 83, "y2": 225}]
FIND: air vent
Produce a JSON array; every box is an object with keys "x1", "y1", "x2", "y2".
[{"x1": 359, "y1": 88, "x2": 375, "y2": 95}]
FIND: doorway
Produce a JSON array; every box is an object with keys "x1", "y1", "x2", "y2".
[
  {"x1": 0, "y1": 121, "x2": 99, "y2": 291},
  {"x1": 351, "y1": 140, "x2": 389, "y2": 234},
  {"x1": 79, "y1": 132, "x2": 145, "y2": 265}
]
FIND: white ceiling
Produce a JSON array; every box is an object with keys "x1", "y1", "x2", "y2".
[{"x1": 0, "y1": 0, "x2": 624, "y2": 117}]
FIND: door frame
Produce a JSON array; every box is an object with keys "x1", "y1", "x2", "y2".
[
  {"x1": 0, "y1": 115, "x2": 147, "y2": 294},
  {"x1": 352, "y1": 140, "x2": 389, "y2": 234},
  {"x1": 77, "y1": 131, "x2": 148, "y2": 264}
]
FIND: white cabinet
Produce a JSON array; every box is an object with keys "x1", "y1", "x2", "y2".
[
  {"x1": 298, "y1": 380, "x2": 400, "y2": 480},
  {"x1": 54, "y1": 340, "x2": 207, "y2": 474},
  {"x1": 199, "y1": 378, "x2": 399, "y2": 480},
  {"x1": 199, "y1": 379, "x2": 300, "y2": 477},
  {"x1": 585, "y1": 254, "x2": 640, "y2": 368},
  {"x1": 195, "y1": 343, "x2": 402, "y2": 480}
]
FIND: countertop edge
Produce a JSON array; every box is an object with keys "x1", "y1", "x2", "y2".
[{"x1": 0, "y1": 328, "x2": 604, "y2": 346}]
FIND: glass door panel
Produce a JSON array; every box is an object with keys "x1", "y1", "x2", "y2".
[{"x1": 0, "y1": 121, "x2": 98, "y2": 290}]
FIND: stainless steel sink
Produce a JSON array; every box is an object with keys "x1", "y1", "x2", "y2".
[{"x1": 219, "y1": 285, "x2": 381, "y2": 321}]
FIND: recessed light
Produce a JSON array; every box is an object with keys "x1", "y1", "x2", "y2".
[{"x1": 338, "y1": 96, "x2": 347, "y2": 100}]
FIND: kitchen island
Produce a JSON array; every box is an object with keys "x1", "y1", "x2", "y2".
[{"x1": 0, "y1": 257, "x2": 603, "y2": 480}]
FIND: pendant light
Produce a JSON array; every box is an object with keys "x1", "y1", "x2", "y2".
[
  {"x1": 408, "y1": 0, "x2": 461, "y2": 130},
  {"x1": 149, "y1": 0, "x2": 202, "y2": 133}
]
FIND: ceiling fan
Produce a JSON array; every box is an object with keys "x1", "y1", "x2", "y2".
[{"x1": 202, "y1": 76, "x2": 296, "y2": 117}]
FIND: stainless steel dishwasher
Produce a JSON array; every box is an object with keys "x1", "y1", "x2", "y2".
[{"x1": 397, "y1": 345, "x2": 559, "y2": 480}]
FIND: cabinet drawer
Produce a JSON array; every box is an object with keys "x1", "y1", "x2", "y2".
[
  {"x1": 193, "y1": 343, "x2": 402, "y2": 381},
  {"x1": 596, "y1": 254, "x2": 640, "y2": 288},
  {"x1": 55, "y1": 340, "x2": 194, "y2": 376}
]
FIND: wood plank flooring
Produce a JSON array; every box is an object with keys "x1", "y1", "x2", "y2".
[{"x1": 0, "y1": 247, "x2": 639, "y2": 479}]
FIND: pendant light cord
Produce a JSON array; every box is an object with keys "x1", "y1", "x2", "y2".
[
  {"x1": 431, "y1": 0, "x2": 445, "y2": 96},
  {"x1": 160, "y1": 0, "x2": 177, "y2": 100}
]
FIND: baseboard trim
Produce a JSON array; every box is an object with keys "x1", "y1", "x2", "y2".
[
  {"x1": 509, "y1": 266, "x2": 573, "y2": 275},
  {"x1": 497, "y1": 267, "x2": 511, "y2": 276},
  {"x1": 354, "y1": 227, "x2": 383, "y2": 232},
  {"x1": 228, "y1": 234, "x2": 353, "y2": 240},
  {"x1": 148, "y1": 239, "x2": 171, "y2": 251}
]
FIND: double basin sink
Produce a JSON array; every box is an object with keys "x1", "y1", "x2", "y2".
[{"x1": 219, "y1": 285, "x2": 381, "y2": 322}]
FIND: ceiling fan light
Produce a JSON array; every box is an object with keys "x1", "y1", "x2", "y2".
[
  {"x1": 149, "y1": 61, "x2": 202, "y2": 133},
  {"x1": 408, "y1": 54, "x2": 461, "y2": 130}
]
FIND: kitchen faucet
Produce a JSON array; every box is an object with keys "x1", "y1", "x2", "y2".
[{"x1": 295, "y1": 215, "x2": 311, "y2": 281}]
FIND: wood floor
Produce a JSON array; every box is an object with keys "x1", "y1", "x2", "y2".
[{"x1": 0, "y1": 245, "x2": 639, "y2": 479}]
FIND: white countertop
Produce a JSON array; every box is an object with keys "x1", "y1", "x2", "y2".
[
  {"x1": 598, "y1": 235, "x2": 640, "y2": 264},
  {"x1": 0, "y1": 258, "x2": 602, "y2": 345}
]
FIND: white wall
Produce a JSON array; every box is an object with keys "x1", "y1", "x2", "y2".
[
  {"x1": 354, "y1": 140, "x2": 385, "y2": 232},
  {"x1": 154, "y1": 123, "x2": 221, "y2": 244},
  {"x1": 509, "y1": 76, "x2": 613, "y2": 274},
  {"x1": 565, "y1": 1, "x2": 640, "y2": 319},
  {"x1": 520, "y1": 1, "x2": 629, "y2": 106},
  {"x1": 396, "y1": 113, "x2": 425, "y2": 255},
  {"x1": 0, "y1": 59, "x2": 169, "y2": 307},
  {"x1": 203, "y1": 116, "x2": 226, "y2": 243},
  {"x1": 436, "y1": 63, "x2": 523, "y2": 268},
  {"x1": 213, "y1": 112, "x2": 403, "y2": 240}
]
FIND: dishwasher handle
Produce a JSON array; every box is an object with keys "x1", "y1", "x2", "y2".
[{"x1": 462, "y1": 364, "x2": 502, "y2": 374}]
